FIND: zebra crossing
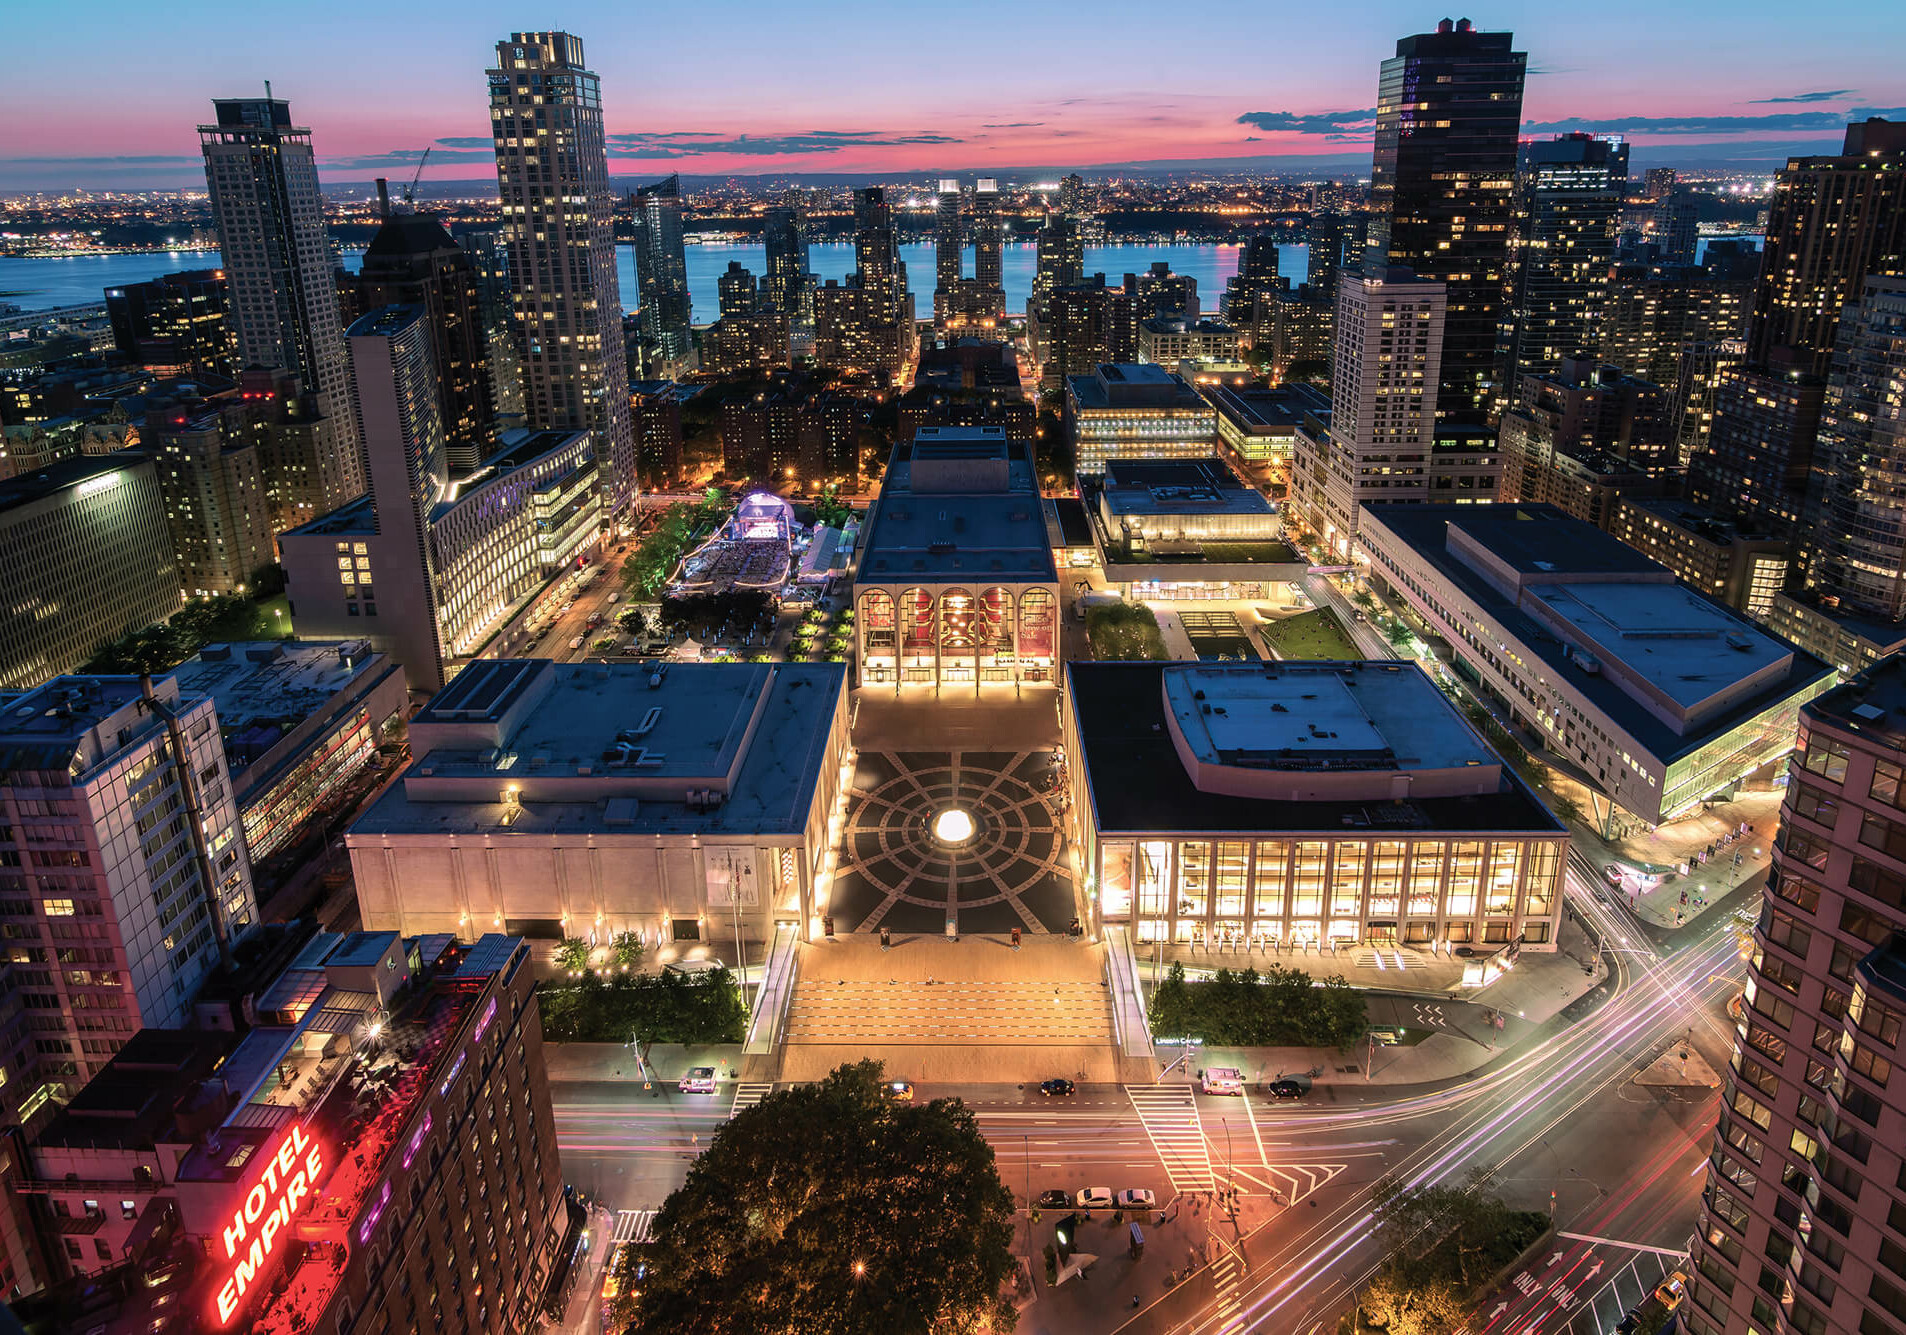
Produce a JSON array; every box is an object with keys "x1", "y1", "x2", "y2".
[
  {"x1": 1126, "y1": 1084, "x2": 1216, "y2": 1193},
  {"x1": 1210, "y1": 1240, "x2": 1247, "y2": 1335},
  {"x1": 729, "y1": 1082, "x2": 775, "y2": 1117},
  {"x1": 610, "y1": 1209, "x2": 656, "y2": 1245},
  {"x1": 1235, "y1": 1160, "x2": 1349, "y2": 1205}
]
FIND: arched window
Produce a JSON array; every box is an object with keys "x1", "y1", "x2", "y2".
[
  {"x1": 858, "y1": 591, "x2": 895, "y2": 656},
  {"x1": 900, "y1": 589, "x2": 935, "y2": 652},
  {"x1": 1018, "y1": 588, "x2": 1056, "y2": 658},
  {"x1": 938, "y1": 588, "x2": 977, "y2": 653},
  {"x1": 978, "y1": 587, "x2": 1014, "y2": 653}
]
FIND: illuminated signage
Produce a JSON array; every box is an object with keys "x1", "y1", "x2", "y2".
[
  {"x1": 439, "y1": 1050, "x2": 466, "y2": 1098},
  {"x1": 212, "y1": 1122, "x2": 327, "y2": 1326},
  {"x1": 76, "y1": 471, "x2": 122, "y2": 499},
  {"x1": 474, "y1": 997, "x2": 497, "y2": 1043}
]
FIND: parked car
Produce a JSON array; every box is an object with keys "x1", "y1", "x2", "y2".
[
  {"x1": 1201, "y1": 1067, "x2": 1245, "y2": 1095},
  {"x1": 1075, "y1": 1187, "x2": 1114, "y2": 1210},
  {"x1": 677, "y1": 1067, "x2": 717, "y2": 1094},
  {"x1": 1655, "y1": 1272, "x2": 1688, "y2": 1310},
  {"x1": 886, "y1": 1081, "x2": 914, "y2": 1102},
  {"x1": 1035, "y1": 1190, "x2": 1071, "y2": 1210},
  {"x1": 1264, "y1": 1079, "x2": 1311, "y2": 1100},
  {"x1": 1039, "y1": 1078, "x2": 1075, "y2": 1097},
  {"x1": 569, "y1": 636, "x2": 585, "y2": 650},
  {"x1": 1116, "y1": 1189, "x2": 1156, "y2": 1211}
]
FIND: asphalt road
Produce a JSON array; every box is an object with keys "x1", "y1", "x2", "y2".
[{"x1": 548, "y1": 864, "x2": 1743, "y2": 1335}]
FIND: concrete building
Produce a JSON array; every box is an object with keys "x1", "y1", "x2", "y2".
[
  {"x1": 1609, "y1": 497, "x2": 1790, "y2": 619},
  {"x1": 1027, "y1": 211, "x2": 1085, "y2": 366},
  {"x1": 1497, "y1": 355, "x2": 1675, "y2": 528},
  {"x1": 170, "y1": 641, "x2": 407, "y2": 866},
  {"x1": 811, "y1": 188, "x2": 915, "y2": 382},
  {"x1": 717, "y1": 381, "x2": 859, "y2": 488},
  {"x1": 1124, "y1": 263, "x2": 1199, "y2": 321},
  {"x1": 0, "y1": 454, "x2": 180, "y2": 692},
  {"x1": 853, "y1": 428, "x2": 1059, "y2": 690},
  {"x1": 1599, "y1": 263, "x2": 1752, "y2": 391},
  {"x1": 144, "y1": 394, "x2": 276, "y2": 598},
  {"x1": 488, "y1": 32, "x2": 635, "y2": 518},
  {"x1": 1367, "y1": 18, "x2": 1527, "y2": 423},
  {"x1": 1063, "y1": 660, "x2": 1567, "y2": 952},
  {"x1": 762, "y1": 205, "x2": 811, "y2": 315},
  {"x1": 630, "y1": 174, "x2": 695, "y2": 378},
  {"x1": 347, "y1": 660, "x2": 849, "y2": 949},
  {"x1": 1289, "y1": 267, "x2": 1503, "y2": 557},
  {"x1": 1137, "y1": 316, "x2": 1241, "y2": 369},
  {"x1": 1687, "y1": 363, "x2": 1828, "y2": 538},
  {"x1": 1036, "y1": 275, "x2": 1138, "y2": 392},
  {"x1": 13, "y1": 931, "x2": 567, "y2": 1332},
  {"x1": 1207, "y1": 380, "x2": 1332, "y2": 475},
  {"x1": 1270, "y1": 283, "x2": 1336, "y2": 378},
  {"x1": 1685, "y1": 657, "x2": 1906, "y2": 1335},
  {"x1": 198, "y1": 97, "x2": 360, "y2": 499},
  {"x1": 1064, "y1": 363, "x2": 1216, "y2": 477},
  {"x1": 1091, "y1": 458, "x2": 1303, "y2": 601},
  {"x1": 0, "y1": 673, "x2": 257, "y2": 1134},
  {"x1": 1361, "y1": 503, "x2": 1834, "y2": 828},
  {"x1": 631, "y1": 382, "x2": 686, "y2": 488},
  {"x1": 104, "y1": 269, "x2": 232, "y2": 378}
]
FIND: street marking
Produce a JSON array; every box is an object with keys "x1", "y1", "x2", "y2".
[
  {"x1": 1228, "y1": 1161, "x2": 1348, "y2": 1203},
  {"x1": 1556, "y1": 1232, "x2": 1687, "y2": 1258},
  {"x1": 1210, "y1": 1236, "x2": 1246, "y2": 1335},
  {"x1": 729, "y1": 1082, "x2": 775, "y2": 1117},
  {"x1": 1125, "y1": 1085, "x2": 1215, "y2": 1193},
  {"x1": 611, "y1": 1209, "x2": 656, "y2": 1244}
]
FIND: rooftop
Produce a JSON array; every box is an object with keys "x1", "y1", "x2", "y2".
[
  {"x1": 33, "y1": 1030, "x2": 237, "y2": 1153},
  {"x1": 284, "y1": 493, "x2": 376, "y2": 538},
  {"x1": 1364, "y1": 504, "x2": 1832, "y2": 759},
  {"x1": 1204, "y1": 381, "x2": 1331, "y2": 432},
  {"x1": 0, "y1": 450, "x2": 155, "y2": 523},
  {"x1": 857, "y1": 430, "x2": 1056, "y2": 583},
  {"x1": 1621, "y1": 496, "x2": 1782, "y2": 546},
  {"x1": 170, "y1": 640, "x2": 389, "y2": 776},
  {"x1": 355, "y1": 661, "x2": 845, "y2": 837},
  {"x1": 1070, "y1": 660, "x2": 1562, "y2": 835},
  {"x1": 1099, "y1": 458, "x2": 1274, "y2": 519},
  {"x1": 1068, "y1": 364, "x2": 1209, "y2": 412},
  {"x1": 1805, "y1": 653, "x2": 1906, "y2": 749},
  {"x1": 0, "y1": 675, "x2": 180, "y2": 776}
]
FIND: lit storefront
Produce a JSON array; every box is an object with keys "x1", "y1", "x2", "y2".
[{"x1": 1063, "y1": 660, "x2": 1567, "y2": 952}]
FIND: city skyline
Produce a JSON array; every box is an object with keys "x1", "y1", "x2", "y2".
[{"x1": 4, "y1": 1, "x2": 1905, "y2": 190}]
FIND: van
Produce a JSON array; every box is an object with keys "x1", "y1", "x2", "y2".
[{"x1": 1201, "y1": 1066, "x2": 1245, "y2": 1095}]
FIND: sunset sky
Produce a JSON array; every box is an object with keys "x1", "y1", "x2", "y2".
[{"x1": 5, "y1": 0, "x2": 1904, "y2": 190}]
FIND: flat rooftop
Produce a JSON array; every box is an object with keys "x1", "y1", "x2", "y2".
[
  {"x1": 0, "y1": 450, "x2": 153, "y2": 522},
  {"x1": 1099, "y1": 459, "x2": 1274, "y2": 519},
  {"x1": 1162, "y1": 664, "x2": 1490, "y2": 772},
  {"x1": 1067, "y1": 364, "x2": 1209, "y2": 412},
  {"x1": 32, "y1": 1029, "x2": 236, "y2": 1152},
  {"x1": 1070, "y1": 661, "x2": 1562, "y2": 835},
  {"x1": 857, "y1": 432, "x2": 1055, "y2": 584},
  {"x1": 1527, "y1": 581, "x2": 1791, "y2": 710},
  {"x1": 1204, "y1": 382, "x2": 1331, "y2": 432},
  {"x1": 1805, "y1": 653, "x2": 1906, "y2": 749},
  {"x1": 171, "y1": 639, "x2": 385, "y2": 738},
  {"x1": 1364, "y1": 504, "x2": 1833, "y2": 760},
  {"x1": 284, "y1": 493, "x2": 376, "y2": 538},
  {"x1": 356, "y1": 661, "x2": 845, "y2": 837}
]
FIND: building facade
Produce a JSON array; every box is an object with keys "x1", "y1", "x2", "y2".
[
  {"x1": 104, "y1": 269, "x2": 233, "y2": 378},
  {"x1": 0, "y1": 454, "x2": 180, "y2": 692},
  {"x1": 853, "y1": 429, "x2": 1059, "y2": 690},
  {"x1": 1609, "y1": 497, "x2": 1791, "y2": 619},
  {"x1": 488, "y1": 32, "x2": 635, "y2": 518},
  {"x1": 198, "y1": 97, "x2": 361, "y2": 498},
  {"x1": 348, "y1": 661, "x2": 850, "y2": 949},
  {"x1": 145, "y1": 394, "x2": 277, "y2": 598},
  {"x1": 1064, "y1": 660, "x2": 1567, "y2": 952},
  {"x1": 1064, "y1": 363, "x2": 1216, "y2": 477},
  {"x1": 1684, "y1": 657, "x2": 1906, "y2": 1335},
  {"x1": 631, "y1": 174, "x2": 695, "y2": 377}
]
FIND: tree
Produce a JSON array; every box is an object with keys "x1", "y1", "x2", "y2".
[
  {"x1": 554, "y1": 938, "x2": 591, "y2": 974},
  {"x1": 627, "y1": 1061, "x2": 1018, "y2": 1335},
  {"x1": 1384, "y1": 619, "x2": 1415, "y2": 650},
  {"x1": 1085, "y1": 602, "x2": 1167, "y2": 660}
]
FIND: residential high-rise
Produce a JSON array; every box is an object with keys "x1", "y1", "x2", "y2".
[
  {"x1": 103, "y1": 269, "x2": 233, "y2": 377},
  {"x1": 1496, "y1": 354, "x2": 1673, "y2": 529},
  {"x1": 631, "y1": 173, "x2": 696, "y2": 376},
  {"x1": 1366, "y1": 17, "x2": 1527, "y2": 423},
  {"x1": 719, "y1": 259, "x2": 760, "y2": 317},
  {"x1": 1307, "y1": 211, "x2": 1345, "y2": 299},
  {"x1": 973, "y1": 178, "x2": 1004, "y2": 291},
  {"x1": 0, "y1": 455, "x2": 180, "y2": 691},
  {"x1": 1684, "y1": 659, "x2": 1906, "y2": 1335},
  {"x1": 1599, "y1": 261, "x2": 1753, "y2": 388},
  {"x1": 1221, "y1": 235, "x2": 1281, "y2": 349},
  {"x1": 488, "y1": 31, "x2": 634, "y2": 517},
  {"x1": 1039, "y1": 275, "x2": 1138, "y2": 392},
  {"x1": 1806, "y1": 275, "x2": 1906, "y2": 621},
  {"x1": 1749, "y1": 119, "x2": 1906, "y2": 378},
  {"x1": 1125, "y1": 262, "x2": 1198, "y2": 320},
  {"x1": 762, "y1": 204, "x2": 810, "y2": 314},
  {"x1": 704, "y1": 263, "x2": 790, "y2": 375},
  {"x1": 457, "y1": 225, "x2": 526, "y2": 427},
  {"x1": 1028, "y1": 210, "x2": 1085, "y2": 368},
  {"x1": 812, "y1": 188, "x2": 915, "y2": 379},
  {"x1": 350, "y1": 211, "x2": 498, "y2": 475},
  {"x1": 1496, "y1": 133, "x2": 1628, "y2": 404},
  {"x1": 935, "y1": 178, "x2": 964, "y2": 295},
  {"x1": 1643, "y1": 166, "x2": 1677, "y2": 201},
  {"x1": 1289, "y1": 267, "x2": 1504, "y2": 558},
  {"x1": 1651, "y1": 190, "x2": 1699, "y2": 266},
  {"x1": 144, "y1": 392, "x2": 277, "y2": 597},
  {"x1": 632, "y1": 382, "x2": 685, "y2": 487},
  {"x1": 1670, "y1": 337, "x2": 1745, "y2": 466},
  {"x1": 1059, "y1": 173, "x2": 1085, "y2": 217},
  {"x1": 198, "y1": 97, "x2": 361, "y2": 496}
]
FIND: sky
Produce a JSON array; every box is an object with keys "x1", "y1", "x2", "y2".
[{"x1": 4, "y1": 0, "x2": 1905, "y2": 191}]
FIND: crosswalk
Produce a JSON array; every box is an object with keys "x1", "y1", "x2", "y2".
[
  {"x1": 729, "y1": 1082, "x2": 775, "y2": 1117},
  {"x1": 1126, "y1": 1084, "x2": 1216, "y2": 1193},
  {"x1": 1235, "y1": 1160, "x2": 1348, "y2": 1205},
  {"x1": 1210, "y1": 1239, "x2": 1247, "y2": 1335},
  {"x1": 610, "y1": 1209, "x2": 656, "y2": 1245}
]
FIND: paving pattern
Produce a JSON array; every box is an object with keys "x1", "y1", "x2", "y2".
[
  {"x1": 786, "y1": 980, "x2": 1113, "y2": 1044},
  {"x1": 828, "y1": 749, "x2": 1075, "y2": 934}
]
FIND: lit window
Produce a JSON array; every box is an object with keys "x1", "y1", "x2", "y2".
[{"x1": 43, "y1": 899, "x2": 74, "y2": 917}]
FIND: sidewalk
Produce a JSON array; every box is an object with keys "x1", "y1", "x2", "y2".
[
  {"x1": 1138, "y1": 913, "x2": 1607, "y2": 1088},
  {"x1": 1577, "y1": 788, "x2": 1780, "y2": 929}
]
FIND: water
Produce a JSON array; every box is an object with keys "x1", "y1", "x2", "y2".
[
  {"x1": 1, "y1": 236, "x2": 1762, "y2": 320},
  {"x1": 0, "y1": 241, "x2": 1306, "y2": 319}
]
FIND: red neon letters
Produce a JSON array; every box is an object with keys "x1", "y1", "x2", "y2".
[{"x1": 212, "y1": 1122, "x2": 327, "y2": 1325}]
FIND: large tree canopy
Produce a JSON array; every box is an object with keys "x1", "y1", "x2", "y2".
[{"x1": 626, "y1": 1060, "x2": 1016, "y2": 1335}]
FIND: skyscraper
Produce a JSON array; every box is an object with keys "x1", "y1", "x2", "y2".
[
  {"x1": 813, "y1": 188, "x2": 915, "y2": 378},
  {"x1": 488, "y1": 31, "x2": 634, "y2": 518},
  {"x1": 351, "y1": 211, "x2": 498, "y2": 475},
  {"x1": 935, "y1": 178, "x2": 964, "y2": 295},
  {"x1": 932, "y1": 179, "x2": 1006, "y2": 338},
  {"x1": 1307, "y1": 211, "x2": 1346, "y2": 298},
  {"x1": 973, "y1": 178, "x2": 1004, "y2": 291},
  {"x1": 1222, "y1": 235, "x2": 1283, "y2": 350},
  {"x1": 456, "y1": 225, "x2": 526, "y2": 427},
  {"x1": 1366, "y1": 18, "x2": 1527, "y2": 424},
  {"x1": 631, "y1": 173, "x2": 696, "y2": 375},
  {"x1": 104, "y1": 269, "x2": 233, "y2": 377},
  {"x1": 1651, "y1": 190, "x2": 1699, "y2": 266},
  {"x1": 1683, "y1": 661, "x2": 1906, "y2": 1335},
  {"x1": 1749, "y1": 119, "x2": 1906, "y2": 379},
  {"x1": 1496, "y1": 133, "x2": 1629, "y2": 404},
  {"x1": 1028, "y1": 211, "x2": 1085, "y2": 371},
  {"x1": 198, "y1": 96, "x2": 363, "y2": 500},
  {"x1": 762, "y1": 204, "x2": 810, "y2": 314}
]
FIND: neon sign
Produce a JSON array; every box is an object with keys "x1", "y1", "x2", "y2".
[{"x1": 213, "y1": 1122, "x2": 327, "y2": 1326}]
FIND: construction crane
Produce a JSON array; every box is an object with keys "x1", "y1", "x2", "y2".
[{"x1": 401, "y1": 147, "x2": 432, "y2": 208}]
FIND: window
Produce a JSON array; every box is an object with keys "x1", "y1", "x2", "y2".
[
  {"x1": 1871, "y1": 759, "x2": 1906, "y2": 809},
  {"x1": 1800, "y1": 735, "x2": 1849, "y2": 782},
  {"x1": 1781, "y1": 827, "x2": 1832, "y2": 871},
  {"x1": 1860, "y1": 811, "x2": 1906, "y2": 861},
  {"x1": 1849, "y1": 857, "x2": 1906, "y2": 911},
  {"x1": 1852, "y1": 989, "x2": 1905, "y2": 1046},
  {"x1": 1793, "y1": 783, "x2": 1840, "y2": 826},
  {"x1": 1764, "y1": 909, "x2": 1814, "y2": 960}
]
